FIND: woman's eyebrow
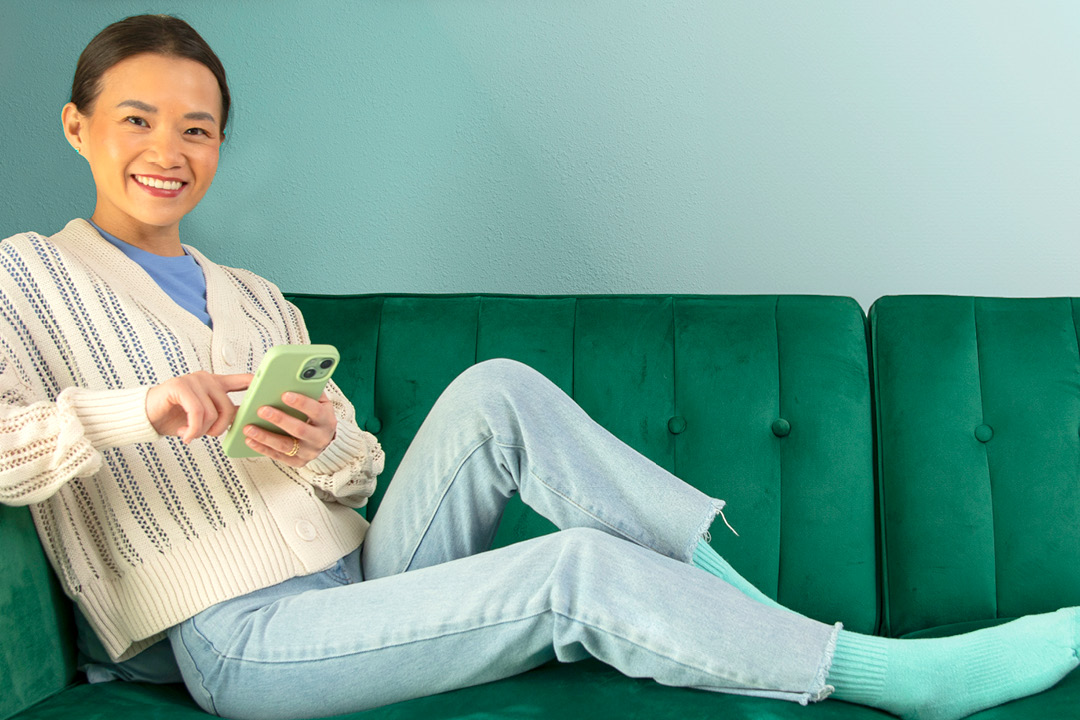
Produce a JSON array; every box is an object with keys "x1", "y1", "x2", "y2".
[
  {"x1": 117, "y1": 99, "x2": 157, "y2": 113},
  {"x1": 183, "y1": 111, "x2": 217, "y2": 123},
  {"x1": 116, "y1": 99, "x2": 216, "y2": 123}
]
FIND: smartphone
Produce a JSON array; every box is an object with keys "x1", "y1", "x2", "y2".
[{"x1": 221, "y1": 344, "x2": 339, "y2": 458}]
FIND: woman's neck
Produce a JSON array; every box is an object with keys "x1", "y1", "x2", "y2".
[{"x1": 89, "y1": 211, "x2": 185, "y2": 257}]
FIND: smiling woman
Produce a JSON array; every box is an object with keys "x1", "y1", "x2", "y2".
[{"x1": 62, "y1": 51, "x2": 224, "y2": 255}]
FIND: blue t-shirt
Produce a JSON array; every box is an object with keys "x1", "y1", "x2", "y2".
[{"x1": 90, "y1": 221, "x2": 212, "y2": 327}]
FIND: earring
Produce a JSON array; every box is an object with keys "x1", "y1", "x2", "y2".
[{"x1": 76, "y1": 148, "x2": 81, "y2": 154}]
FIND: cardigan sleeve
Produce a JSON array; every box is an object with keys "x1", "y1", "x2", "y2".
[
  {"x1": 276, "y1": 296, "x2": 383, "y2": 509},
  {"x1": 0, "y1": 354, "x2": 161, "y2": 507},
  {"x1": 298, "y1": 378, "x2": 384, "y2": 509}
]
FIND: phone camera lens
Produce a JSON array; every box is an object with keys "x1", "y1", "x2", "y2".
[
  {"x1": 302, "y1": 368, "x2": 317, "y2": 379},
  {"x1": 320, "y1": 359, "x2": 334, "y2": 369}
]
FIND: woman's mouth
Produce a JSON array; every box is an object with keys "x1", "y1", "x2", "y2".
[{"x1": 132, "y1": 174, "x2": 187, "y2": 197}]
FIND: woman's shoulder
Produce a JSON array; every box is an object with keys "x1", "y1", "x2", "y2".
[{"x1": 2, "y1": 219, "x2": 95, "y2": 257}]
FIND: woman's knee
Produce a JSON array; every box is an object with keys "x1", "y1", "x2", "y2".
[{"x1": 445, "y1": 358, "x2": 549, "y2": 405}]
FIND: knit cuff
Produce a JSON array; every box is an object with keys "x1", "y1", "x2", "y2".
[
  {"x1": 305, "y1": 419, "x2": 377, "y2": 477},
  {"x1": 60, "y1": 386, "x2": 161, "y2": 450},
  {"x1": 827, "y1": 630, "x2": 889, "y2": 705}
]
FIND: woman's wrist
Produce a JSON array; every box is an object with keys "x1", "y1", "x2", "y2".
[{"x1": 59, "y1": 386, "x2": 160, "y2": 449}]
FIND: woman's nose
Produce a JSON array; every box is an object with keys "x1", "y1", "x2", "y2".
[{"x1": 146, "y1": 129, "x2": 184, "y2": 168}]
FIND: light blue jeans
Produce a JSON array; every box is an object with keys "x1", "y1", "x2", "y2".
[{"x1": 168, "y1": 359, "x2": 839, "y2": 720}]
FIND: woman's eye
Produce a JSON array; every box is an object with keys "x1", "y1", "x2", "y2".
[
  {"x1": 124, "y1": 116, "x2": 149, "y2": 127},
  {"x1": 185, "y1": 127, "x2": 209, "y2": 136}
]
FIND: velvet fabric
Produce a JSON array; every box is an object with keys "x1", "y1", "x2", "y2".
[
  {"x1": 871, "y1": 296, "x2": 1080, "y2": 639},
  {"x1": 9, "y1": 293, "x2": 1077, "y2": 720}
]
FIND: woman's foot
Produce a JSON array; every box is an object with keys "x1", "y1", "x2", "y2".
[{"x1": 828, "y1": 607, "x2": 1080, "y2": 720}]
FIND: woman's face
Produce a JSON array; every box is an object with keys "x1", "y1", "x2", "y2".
[{"x1": 63, "y1": 52, "x2": 223, "y2": 244}]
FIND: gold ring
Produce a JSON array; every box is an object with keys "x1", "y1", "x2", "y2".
[{"x1": 285, "y1": 438, "x2": 300, "y2": 457}]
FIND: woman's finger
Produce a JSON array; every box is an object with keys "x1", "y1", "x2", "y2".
[
  {"x1": 255, "y1": 404, "x2": 315, "y2": 443},
  {"x1": 243, "y1": 428, "x2": 306, "y2": 466},
  {"x1": 201, "y1": 374, "x2": 247, "y2": 437}
]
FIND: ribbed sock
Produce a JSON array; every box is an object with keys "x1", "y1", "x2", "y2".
[
  {"x1": 827, "y1": 608, "x2": 1080, "y2": 720},
  {"x1": 691, "y1": 538, "x2": 787, "y2": 611}
]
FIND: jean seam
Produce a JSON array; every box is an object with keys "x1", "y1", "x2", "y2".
[
  {"x1": 521, "y1": 464, "x2": 640, "y2": 547},
  {"x1": 490, "y1": 436, "x2": 642, "y2": 548},
  {"x1": 552, "y1": 610, "x2": 763, "y2": 690},
  {"x1": 208, "y1": 608, "x2": 552, "y2": 665},
  {"x1": 179, "y1": 621, "x2": 221, "y2": 715},
  {"x1": 399, "y1": 433, "x2": 496, "y2": 573}
]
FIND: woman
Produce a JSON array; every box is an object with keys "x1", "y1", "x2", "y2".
[{"x1": 1, "y1": 14, "x2": 1076, "y2": 720}]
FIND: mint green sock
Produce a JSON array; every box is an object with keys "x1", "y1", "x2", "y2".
[
  {"x1": 828, "y1": 608, "x2": 1080, "y2": 720},
  {"x1": 691, "y1": 538, "x2": 787, "y2": 611}
]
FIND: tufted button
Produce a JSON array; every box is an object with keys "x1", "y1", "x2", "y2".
[
  {"x1": 668, "y1": 416, "x2": 687, "y2": 435},
  {"x1": 295, "y1": 520, "x2": 317, "y2": 542},
  {"x1": 975, "y1": 424, "x2": 994, "y2": 443},
  {"x1": 364, "y1": 417, "x2": 383, "y2": 434},
  {"x1": 771, "y1": 418, "x2": 791, "y2": 438}
]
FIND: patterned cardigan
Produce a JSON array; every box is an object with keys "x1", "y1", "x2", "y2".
[{"x1": 0, "y1": 219, "x2": 383, "y2": 661}]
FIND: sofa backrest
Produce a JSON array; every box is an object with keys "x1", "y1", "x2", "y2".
[
  {"x1": 291, "y1": 294, "x2": 878, "y2": 633},
  {"x1": 871, "y1": 296, "x2": 1080, "y2": 637}
]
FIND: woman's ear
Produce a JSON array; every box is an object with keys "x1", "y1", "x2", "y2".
[{"x1": 62, "y1": 102, "x2": 87, "y2": 156}]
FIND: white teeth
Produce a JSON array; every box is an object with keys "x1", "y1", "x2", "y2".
[{"x1": 134, "y1": 175, "x2": 184, "y2": 191}]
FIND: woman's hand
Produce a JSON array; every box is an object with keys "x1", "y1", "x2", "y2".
[
  {"x1": 242, "y1": 391, "x2": 338, "y2": 468},
  {"x1": 146, "y1": 371, "x2": 253, "y2": 444}
]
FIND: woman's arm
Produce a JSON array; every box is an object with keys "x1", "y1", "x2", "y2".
[
  {"x1": 0, "y1": 359, "x2": 158, "y2": 506},
  {"x1": 0, "y1": 346, "x2": 256, "y2": 506}
]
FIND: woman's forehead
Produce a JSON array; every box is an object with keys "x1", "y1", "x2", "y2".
[{"x1": 97, "y1": 53, "x2": 222, "y2": 118}]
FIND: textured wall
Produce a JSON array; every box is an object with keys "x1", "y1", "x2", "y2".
[{"x1": 3, "y1": 1, "x2": 1079, "y2": 307}]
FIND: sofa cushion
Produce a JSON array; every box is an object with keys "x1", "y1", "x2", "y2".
[{"x1": 870, "y1": 296, "x2": 1080, "y2": 638}]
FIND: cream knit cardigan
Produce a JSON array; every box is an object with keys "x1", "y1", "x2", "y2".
[{"x1": 0, "y1": 219, "x2": 383, "y2": 662}]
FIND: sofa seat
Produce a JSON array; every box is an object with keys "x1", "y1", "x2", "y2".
[
  {"x1": 16, "y1": 658, "x2": 1079, "y2": 720},
  {"x1": 12, "y1": 660, "x2": 895, "y2": 720}
]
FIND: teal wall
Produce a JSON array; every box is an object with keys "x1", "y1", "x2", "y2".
[{"x1": 3, "y1": 1, "x2": 1079, "y2": 307}]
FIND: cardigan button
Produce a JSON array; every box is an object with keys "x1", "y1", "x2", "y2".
[
  {"x1": 220, "y1": 344, "x2": 237, "y2": 366},
  {"x1": 668, "y1": 416, "x2": 687, "y2": 434},
  {"x1": 365, "y1": 417, "x2": 383, "y2": 434},
  {"x1": 771, "y1": 418, "x2": 791, "y2": 437},
  {"x1": 975, "y1": 424, "x2": 994, "y2": 443},
  {"x1": 295, "y1": 520, "x2": 317, "y2": 542}
]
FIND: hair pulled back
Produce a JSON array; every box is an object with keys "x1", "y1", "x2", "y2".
[{"x1": 71, "y1": 15, "x2": 231, "y2": 133}]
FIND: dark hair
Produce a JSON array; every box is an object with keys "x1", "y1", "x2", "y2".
[{"x1": 71, "y1": 15, "x2": 231, "y2": 133}]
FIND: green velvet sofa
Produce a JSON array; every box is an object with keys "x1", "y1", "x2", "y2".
[{"x1": 3, "y1": 294, "x2": 1079, "y2": 720}]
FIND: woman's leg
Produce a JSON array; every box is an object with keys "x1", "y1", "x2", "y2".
[
  {"x1": 168, "y1": 528, "x2": 839, "y2": 720},
  {"x1": 352, "y1": 358, "x2": 1080, "y2": 720},
  {"x1": 362, "y1": 358, "x2": 727, "y2": 578},
  {"x1": 364, "y1": 357, "x2": 786, "y2": 609}
]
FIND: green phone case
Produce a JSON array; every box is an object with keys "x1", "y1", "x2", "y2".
[{"x1": 221, "y1": 344, "x2": 340, "y2": 458}]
